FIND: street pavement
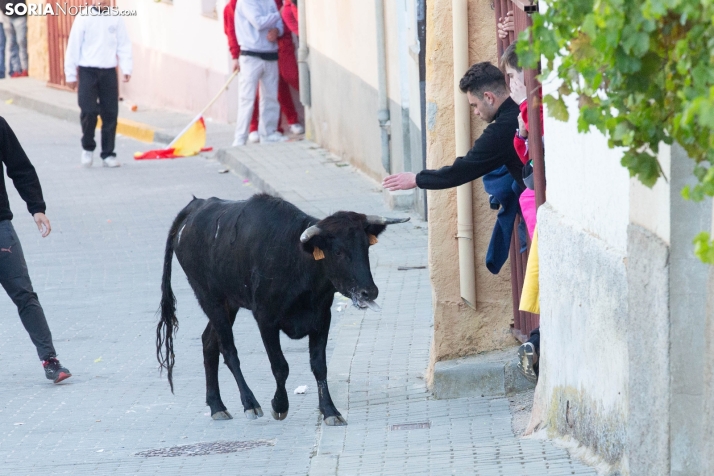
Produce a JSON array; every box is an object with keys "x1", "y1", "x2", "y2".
[{"x1": 0, "y1": 103, "x2": 595, "y2": 475}]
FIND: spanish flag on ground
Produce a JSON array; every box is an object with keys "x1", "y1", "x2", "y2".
[
  {"x1": 134, "y1": 70, "x2": 238, "y2": 160},
  {"x1": 134, "y1": 117, "x2": 211, "y2": 160}
]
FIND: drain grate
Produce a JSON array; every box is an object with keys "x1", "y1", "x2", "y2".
[
  {"x1": 135, "y1": 439, "x2": 275, "y2": 458},
  {"x1": 390, "y1": 421, "x2": 431, "y2": 431}
]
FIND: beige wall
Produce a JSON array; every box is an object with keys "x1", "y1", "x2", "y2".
[
  {"x1": 425, "y1": 0, "x2": 516, "y2": 382},
  {"x1": 28, "y1": 0, "x2": 49, "y2": 81},
  {"x1": 307, "y1": 0, "x2": 379, "y2": 92},
  {"x1": 305, "y1": 0, "x2": 424, "y2": 183}
]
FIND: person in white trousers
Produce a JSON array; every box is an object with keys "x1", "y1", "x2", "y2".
[{"x1": 233, "y1": 0, "x2": 287, "y2": 146}]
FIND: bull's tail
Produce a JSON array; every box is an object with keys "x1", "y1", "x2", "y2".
[{"x1": 156, "y1": 207, "x2": 191, "y2": 393}]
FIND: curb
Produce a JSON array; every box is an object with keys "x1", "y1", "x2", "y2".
[
  {"x1": 432, "y1": 347, "x2": 536, "y2": 399},
  {"x1": 0, "y1": 88, "x2": 166, "y2": 145},
  {"x1": 215, "y1": 148, "x2": 281, "y2": 197},
  {"x1": 0, "y1": 88, "x2": 77, "y2": 124}
]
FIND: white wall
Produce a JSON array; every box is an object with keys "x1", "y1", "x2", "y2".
[
  {"x1": 118, "y1": 0, "x2": 236, "y2": 120},
  {"x1": 533, "y1": 87, "x2": 633, "y2": 469},
  {"x1": 122, "y1": 0, "x2": 230, "y2": 74},
  {"x1": 629, "y1": 145, "x2": 671, "y2": 244},
  {"x1": 542, "y1": 88, "x2": 630, "y2": 251}
]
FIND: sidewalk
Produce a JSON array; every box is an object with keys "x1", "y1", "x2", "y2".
[{"x1": 216, "y1": 143, "x2": 597, "y2": 476}]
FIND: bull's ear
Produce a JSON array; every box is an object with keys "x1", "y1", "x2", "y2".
[{"x1": 301, "y1": 234, "x2": 328, "y2": 256}]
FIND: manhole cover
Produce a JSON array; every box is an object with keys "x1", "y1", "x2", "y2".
[
  {"x1": 135, "y1": 439, "x2": 275, "y2": 458},
  {"x1": 390, "y1": 421, "x2": 430, "y2": 431}
]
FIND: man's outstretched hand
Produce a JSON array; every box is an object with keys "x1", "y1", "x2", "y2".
[
  {"x1": 382, "y1": 172, "x2": 417, "y2": 191},
  {"x1": 33, "y1": 213, "x2": 51, "y2": 238}
]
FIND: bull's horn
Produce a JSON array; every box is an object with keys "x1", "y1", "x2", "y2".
[
  {"x1": 300, "y1": 225, "x2": 322, "y2": 243},
  {"x1": 365, "y1": 215, "x2": 411, "y2": 225}
]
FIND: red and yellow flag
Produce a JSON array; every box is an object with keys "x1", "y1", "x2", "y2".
[{"x1": 134, "y1": 117, "x2": 212, "y2": 160}]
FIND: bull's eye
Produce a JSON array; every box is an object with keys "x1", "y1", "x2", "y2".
[{"x1": 334, "y1": 250, "x2": 342, "y2": 257}]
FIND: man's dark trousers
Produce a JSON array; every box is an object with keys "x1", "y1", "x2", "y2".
[
  {"x1": 0, "y1": 220, "x2": 55, "y2": 361},
  {"x1": 78, "y1": 66, "x2": 118, "y2": 159}
]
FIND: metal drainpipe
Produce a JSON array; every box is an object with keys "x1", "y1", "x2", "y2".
[
  {"x1": 452, "y1": 0, "x2": 476, "y2": 309},
  {"x1": 297, "y1": 0, "x2": 310, "y2": 107},
  {"x1": 375, "y1": 0, "x2": 391, "y2": 173}
]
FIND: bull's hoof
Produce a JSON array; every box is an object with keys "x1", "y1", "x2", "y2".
[
  {"x1": 211, "y1": 410, "x2": 233, "y2": 420},
  {"x1": 244, "y1": 407, "x2": 264, "y2": 420},
  {"x1": 270, "y1": 408, "x2": 289, "y2": 421},
  {"x1": 324, "y1": 415, "x2": 347, "y2": 426}
]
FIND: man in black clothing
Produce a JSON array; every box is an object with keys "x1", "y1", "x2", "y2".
[
  {"x1": 383, "y1": 62, "x2": 523, "y2": 192},
  {"x1": 0, "y1": 116, "x2": 71, "y2": 383}
]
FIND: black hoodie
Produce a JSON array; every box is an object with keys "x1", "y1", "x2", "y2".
[
  {"x1": 416, "y1": 96, "x2": 524, "y2": 190},
  {"x1": 0, "y1": 116, "x2": 46, "y2": 222}
]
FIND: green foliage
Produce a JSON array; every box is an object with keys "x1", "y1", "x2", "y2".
[{"x1": 518, "y1": 0, "x2": 714, "y2": 263}]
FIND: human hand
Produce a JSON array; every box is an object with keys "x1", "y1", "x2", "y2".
[
  {"x1": 66, "y1": 81, "x2": 77, "y2": 90},
  {"x1": 497, "y1": 10, "x2": 514, "y2": 39},
  {"x1": 33, "y1": 213, "x2": 51, "y2": 238},
  {"x1": 382, "y1": 172, "x2": 417, "y2": 191},
  {"x1": 267, "y1": 28, "x2": 279, "y2": 42},
  {"x1": 509, "y1": 76, "x2": 527, "y2": 105},
  {"x1": 123, "y1": 74, "x2": 131, "y2": 83},
  {"x1": 518, "y1": 114, "x2": 528, "y2": 138},
  {"x1": 232, "y1": 58, "x2": 240, "y2": 72}
]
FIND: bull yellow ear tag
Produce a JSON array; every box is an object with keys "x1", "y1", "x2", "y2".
[
  {"x1": 368, "y1": 234, "x2": 378, "y2": 245},
  {"x1": 313, "y1": 247, "x2": 325, "y2": 260}
]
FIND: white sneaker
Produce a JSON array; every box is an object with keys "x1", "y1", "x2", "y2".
[
  {"x1": 102, "y1": 157, "x2": 121, "y2": 168},
  {"x1": 81, "y1": 150, "x2": 93, "y2": 168},
  {"x1": 232, "y1": 138, "x2": 247, "y2": 147},
  {"x1": 260, "y1": 132, "x2": 289, "y2": 144},
  {"x1": 248, "y1": 131, "x2": 260, "y2": 143},
  {"x1": 289, "y1": 123, "x2": 304, "y2": 135}
]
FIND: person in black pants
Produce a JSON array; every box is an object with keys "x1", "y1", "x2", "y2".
[
  {"x1": 63, "y1": 1, "x2": 132, "y2": 168},
  {"x1": 0, "y1": 116, "x2": 71, "y2": 383},
  {"x1": 77, "y1": 67, "x2": 120, "y2": 166}
]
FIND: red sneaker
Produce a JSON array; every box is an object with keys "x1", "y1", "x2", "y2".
[{"x1": 10, "y1": 70, "x2": 28, "y2": 78}]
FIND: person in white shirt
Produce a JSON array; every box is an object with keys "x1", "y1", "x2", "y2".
[
  {"x1": 64, "y1": 0, "x2": 132, "y2": 168},
  {"x1": 233, "y1": 0, "x2": 287, "y2": 146}
]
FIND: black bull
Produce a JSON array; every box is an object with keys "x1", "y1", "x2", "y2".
[{"x1": 156, "y1": 194, "x2": 408, "y2": 425}]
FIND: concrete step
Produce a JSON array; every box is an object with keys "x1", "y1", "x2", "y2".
[{"x1": 432, "y1": 346, "x2": 535, "y2": 399}]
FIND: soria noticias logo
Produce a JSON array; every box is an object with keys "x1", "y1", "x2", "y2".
[{"x1": 4, "y1": 3, "x2": 137, "y2": 16}]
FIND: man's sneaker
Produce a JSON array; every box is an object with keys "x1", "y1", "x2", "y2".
[
  {"x1": 43, "y1": 358, "x2": 71, "y2": 383},
  {"x1": 81, "y1": 150, "x2": 93, "y2": 168},
  {"x1": 260, "y1": 132, "x2": 289, "y2": 144},
  {"x1": 517, "y1": 342, "x2": 538, "y2": 383},
  {"x1": 289, "y1": 123, "x2": 304, "y2": 135},
  {"x1": 102, "y1": 157, "x2": 120, "y2": 168},
  {"x1": 10, "y1": 70, "x2": 28, "y2": 78},
  {"x1": 248, "y1": 131, "x2": 260, "y2": 143}
]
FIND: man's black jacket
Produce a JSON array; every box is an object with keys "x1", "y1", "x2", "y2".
[
  {"x1": 416, "y1": 97, "x2": 524, "y2": 190},
  {"x1": 0, "y1": 116, "x2": 46, "y2": 222}
]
